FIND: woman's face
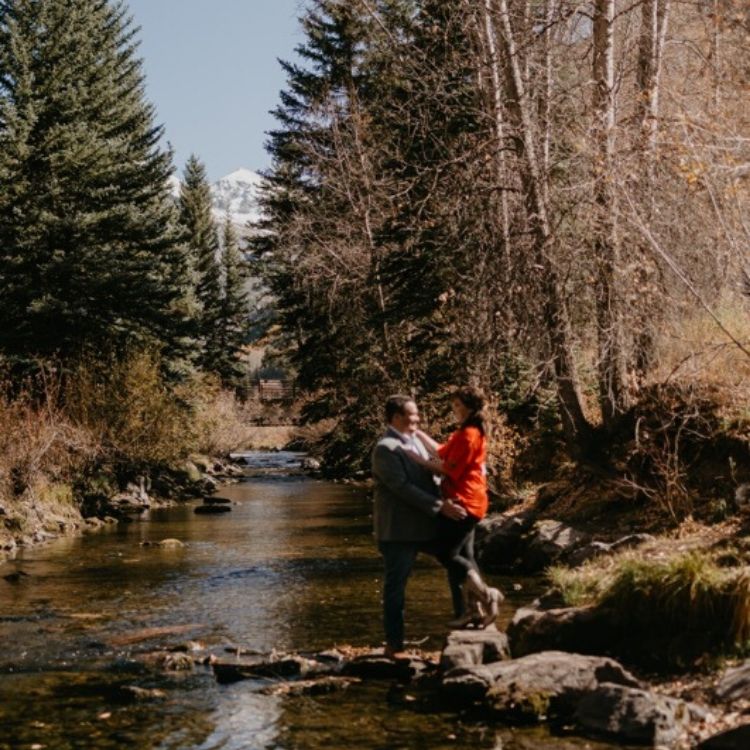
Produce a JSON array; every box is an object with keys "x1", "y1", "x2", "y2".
[{"x1": 451, "y1": 397, "x2": 471, "y2": 424}]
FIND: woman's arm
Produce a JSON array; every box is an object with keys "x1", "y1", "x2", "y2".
[
  {"x1": 399, "y1": 447, "x2": 446, "y2": 475},
  {"x1": 415, "y1": 429, "x2": 440, "y2": 458}
]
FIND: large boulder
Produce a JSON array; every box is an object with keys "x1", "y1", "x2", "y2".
[
  {"x1": 508, "y1": 605, "x2": 617, "y2": 658},
  {"x1": 440, "y1": 626, "x2": 510, "y2": 671},
  {"x1": 475, "y1": 510, "x2": 535, "y2": 571},
  {"x1": 567, "y1": 534, "x2": 655, "y2": 567},
  {"x1": 697, "y1": 724, "x2": 750, "y2": 750},
  {"x1": 715, "y1": 660, "x2": 750, "y2": 702},
  {"x1": 441, "y1": 650, "x2": 639, "y2": 719},
  {"x1": 522, "y1": 520, "x2": 589, "y2": 572},
  {"x1": 574, "y1": 682, "x2": 690, "y2": 746}
]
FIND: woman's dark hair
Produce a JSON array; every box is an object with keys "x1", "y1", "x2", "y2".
[{"x1": 452, "y1": 386, "x2": 489, "y2": 437}]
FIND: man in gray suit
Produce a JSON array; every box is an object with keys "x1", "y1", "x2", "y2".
[{"x1": 372, "y1": 394, "x2": 467, "y2": 658}]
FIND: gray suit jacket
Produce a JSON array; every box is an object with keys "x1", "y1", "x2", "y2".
[{"x1": 371, "y1": 428, "x2": 442, "y2": 542}]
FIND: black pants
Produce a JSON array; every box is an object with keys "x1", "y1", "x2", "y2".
[{"x1": 430, "y1": 515, "x2": 480, "y2": 617}]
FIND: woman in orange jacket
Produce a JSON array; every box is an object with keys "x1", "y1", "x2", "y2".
[{"x1": 402, "y1": 386, "x2": 502, "y2": 628}]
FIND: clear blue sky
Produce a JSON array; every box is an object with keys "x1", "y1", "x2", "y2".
[{"x1": 127, "y1": 0, "x2": 304, "y2": 181}]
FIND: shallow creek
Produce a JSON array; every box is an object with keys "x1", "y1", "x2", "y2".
[{"x1": 0, "y1": 452, "x2": 632, "y2": 749}]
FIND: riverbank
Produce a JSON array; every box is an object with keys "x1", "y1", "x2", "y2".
[
  {"x1": 0, "y1": 353, "x2": 271, "y2": 563},
  {"x1": 470, "y1": 500, "x2": 750, "y2": 748},
  {"x1": 0, "y1": 454, "x2": 247, "y2": 563}
]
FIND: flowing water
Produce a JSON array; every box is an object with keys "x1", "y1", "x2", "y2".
[{"x1": 0, "y1": 452, "x2": 630, "y2": 750}]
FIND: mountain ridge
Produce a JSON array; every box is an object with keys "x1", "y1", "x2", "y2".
[{"x1": 169, "y1": 167, "x2": 264, "y2": 232}]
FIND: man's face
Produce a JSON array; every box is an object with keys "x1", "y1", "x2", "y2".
[{"x1": 391, "y1": 400, "x2": 420, "y2": 435}]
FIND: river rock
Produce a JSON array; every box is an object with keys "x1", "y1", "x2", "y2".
[
  {"x1": 183, "y1": 461, "x2": 203, "y2": 482},
  {"x1": 522, "y1": 520, "x2": 589, "y2": 572},
  {"x1": 301, "y1": 457, "x2": 321, "y2": 471},
  {"x1": 715, "y1": 660, "x2": 750, "y2": 701},
  {"x1": 116, "y1": 685, "x2": 168, "y2": 702},
  {"x1": 441, "y1": 651, "x2": 640, "y2": 719},
  {"x1": 203, "y1": 496, "x2": 232, "y2": 505},
  {"x1": 574, "y1": 682, "x2": 690, "y2": 746},
  {"x1": 508, "y1": 605, "x2": 616, "y2": 658},
  {"x1": 341, "y1": 654, "x2": 434, "y2": 682},
  {"x1": 475, "y1": 510, "x2": 536, "y2": 572},
  {"x1": 697, "y1": 723, "x2": 750, "y2": 749},
  {"x1": 259, "y1": 676, "x2": 360, "y2": 696},
  {"x1": 2, "y1": 570, "x2": 30, "y2": 583},
  {"x1": 140, "y1": 539, "x2": 185, "y2": 548},
  {"x1": 194, "y1": 504, "x2": 232, "y2": 515},
  {"x1": 202, "y1": 476, "x2": 219, "y2": 493},
  {"x1": 161, "y1": 652, "x2": 194, "y2": 671},
  {"x1": 110, "y1": 492, "x2": 149, "y2": 513},
  {"x1": 440, "y1": 626, "x2": 510, "y2": 671},
  {"x1": 191, "y1": 456, "x2": 212, "y2": 473},
  {"x1": 567, "y1": 534, "x2": 655, "y2": 567},
  {"x1": 212, "y1": 654, "x2": 333, "y2": 684}
]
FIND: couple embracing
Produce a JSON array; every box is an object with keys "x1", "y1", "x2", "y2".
[{"x1": 371, "y1": 386, "x2": 502, "y2": 659}]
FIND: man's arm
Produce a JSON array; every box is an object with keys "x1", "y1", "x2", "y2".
[{"x1": 372, "y1": 443, "x2": 443, "y2": 517}]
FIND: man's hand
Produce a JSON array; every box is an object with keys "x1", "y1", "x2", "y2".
[{"x1": 439, "y1": 499, "x2": 467, "y2": 520}]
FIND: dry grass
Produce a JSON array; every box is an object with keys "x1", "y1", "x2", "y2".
[
  {"x1": 242, "y1": 425, "x2": 295, "y2": 450},
  {"x1": 549, "y1": 546, "x2": 750, "y2": 660},
  {"x1": 186, "y1": 376, "x2": 257, "y2": 456},
  {"x1": 0, "y1": 389, "x2": 97, "y2": 503},
  {"x1": 652, "y1": 298, "x2": 750, "y2": 413}
]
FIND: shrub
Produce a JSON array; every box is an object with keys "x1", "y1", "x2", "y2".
[
  {"x1": 185, "y1": 374, "x2": 255, "y2": 456},
  {"x1": 0, "y1": 385, "x2": 96, "y2": 503},
  {"x1": 64, "y1": 351, "x2": 193, "y2": 470}
]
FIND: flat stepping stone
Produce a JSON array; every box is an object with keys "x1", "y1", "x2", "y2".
[
  {"x1": 259, "y1": 676, "x2": 360, "y2": 696},
  {"x1": 341, "y1": 653, "x2": 435, "y2": 681},
  {"x1": 203, "y1": 496, "x2": 232, "y2": 505},
  {"x1": 212, "y1": 654, "x2": 333, "y2": 684},
  {"x1": 441, "y1": 626, "x2": 509, "y2": 671},
  {"x1": 140, "y1": 539, "x2": 184, "y2": 548},
  {"x1": 194, "y1": 504, "x2": 232, "y2": 514}
]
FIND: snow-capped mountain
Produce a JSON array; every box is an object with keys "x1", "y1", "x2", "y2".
[
  {"x1": 168, "y1": 167, "x2": 264, "y2": 234},
  {"x1": 211, "y1": 168, "x2": 264, "y2": 229}
]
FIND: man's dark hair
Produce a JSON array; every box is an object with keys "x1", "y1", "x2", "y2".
[{"x1": 385, "y1": 394, "x2": 415, "y2": 423}]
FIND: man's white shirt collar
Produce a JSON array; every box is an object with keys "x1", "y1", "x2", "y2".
[{"x1": 389, "y1": 427, "x2": 429, "y2": 459}]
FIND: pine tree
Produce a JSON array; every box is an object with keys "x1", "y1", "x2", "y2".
[
  {"x1": 177, "y1": 154, "x2": 222, "y2": 371},
  {"x1": 213, "y1": 216, "x2": 248, "y2": 386},
  {"x1": 0, "y1": 0, "x2": 191, "y2": 370},
  {"x1": 255, "y1": 0, "x2": 414, "y2": 471}
]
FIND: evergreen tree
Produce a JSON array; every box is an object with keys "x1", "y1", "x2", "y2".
[
  {"x1": 177, "y1": 154, "x2": 222, "y2": 371},
  {"x1": 214, "y1": 216, "x2": 248, "y2": 386},
  {"x1": 255, "y1": 0, "x2": 414, "y2": 471},
  {"x1": 0, "y1": 0, "x2": 191, "y2": 369}
]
